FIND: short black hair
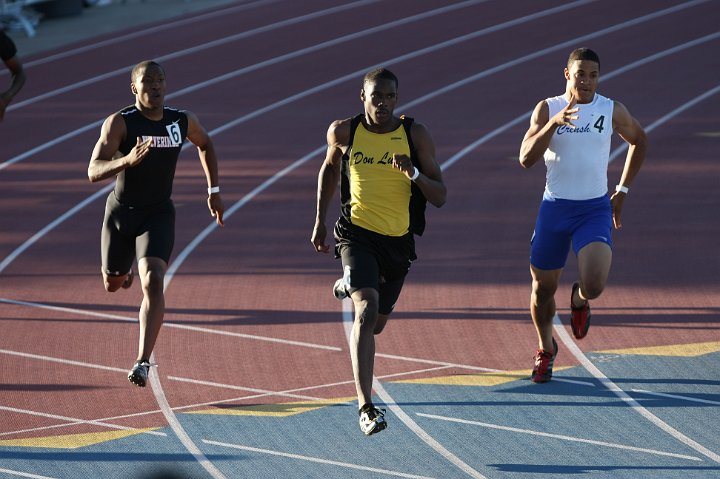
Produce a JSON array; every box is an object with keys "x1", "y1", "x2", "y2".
[
  {"x1": 567, "y1": 48, "x2": 600, "y2": 69},
  {"x1": 362, "y1": 67, "x2": 398, "y2": 89},
  {"x1": 131, "y1": 60, "x2": 164, "y2": 82}
]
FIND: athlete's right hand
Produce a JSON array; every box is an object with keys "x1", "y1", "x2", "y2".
[
  {"x1": 552, "y1": 94, "x2": 579, "y2": 129},
  {"x1": 126, "y1": 136, "x2": 152, "y2": 167},
  {"x1": 311, "y1": 222, "x2": 330, "y2": 253}
]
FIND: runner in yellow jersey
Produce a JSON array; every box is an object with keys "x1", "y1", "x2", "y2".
[{"x1": 311, "y1": 68, "x2": 447, "y2": 435}]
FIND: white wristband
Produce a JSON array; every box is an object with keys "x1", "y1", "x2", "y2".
[
  {"x1": 208, "y1": 186, "x2": 220, "y2": 195},
  {"x1": 409, "y1": 167, "x2": 420, "y2": 181},
  {"x1": 615, "y1": 184, "x2": 629, "y2": 194}
]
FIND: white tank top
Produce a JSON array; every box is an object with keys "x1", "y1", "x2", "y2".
[{"x1": 543, "y1": 93, "x2": 614, "y2": 200}]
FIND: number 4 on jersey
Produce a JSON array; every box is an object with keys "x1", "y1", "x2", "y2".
[{"x1": 593, "y1": 115, "x2": 605, "y2": 133}]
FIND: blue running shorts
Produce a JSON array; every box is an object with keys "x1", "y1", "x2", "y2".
[{"x1": 530, "y1": 195, "x2": 612, "y2": 270}]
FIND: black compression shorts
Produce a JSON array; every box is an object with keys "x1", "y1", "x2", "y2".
[
  {"x1": 101, "y1": 192, "x2": 175, "y2": 276},
  {"x1": 334, "y1": 218, "x2": 416, "y2": 315}
]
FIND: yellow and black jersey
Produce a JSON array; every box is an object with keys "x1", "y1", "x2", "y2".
[{"x1": 340, "y1": 115, "x2": 426, "y2": 237}]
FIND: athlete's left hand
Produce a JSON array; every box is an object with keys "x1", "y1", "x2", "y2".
[
  {"x1": 610, "y1": 192, "x2": 625, "y2": 229},
  {"x1": 392, "y1": 153, "x2": 416, "y2": 179},
  {"x1": 208, "y1": 194, "x2": 225, "y2": 226}
]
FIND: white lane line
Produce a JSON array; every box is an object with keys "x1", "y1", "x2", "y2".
[
  {"x1": 202, "y1": 440, "x2": 437, "y2": 479},
  {"x1": 342, "y1": 302, "x2": 488, "y2": 479},
  {"x1": 0, "y1": 468, "x2": 57, "y2": 479},
  {"x1": 0, "y1": 0, "x2": 590, "y2": 171},
  {"x1": 167, "y1": 364, "x2": 455, "y2": 401},
  {"x1": 416, "y1": 413, "x2": 703, "y2": 462},
  {"x1": 631, "y1": 389, "x2": 720, "y2": 406},
  {"x1": 0, "y1": 187, "x2": 112, "y2": 272},
  {"x1": 144, "y1": 353, "x2": 227, "y2": 479},
  {"x1": 6, "y1": 0, "x2": 380, "y2": 113},
  {"x1": 166, "y1": 377, "x2": 323, "y2": 401},
  {"x1": 0, "y1": 405, "x2": 166, "y2": 437},
  {"x1": 0, "y1": 297, "x2": 340, "y2": 352},
  {"x1": 376, "y1": 352, "x2": 501, "y2": 372},
  {"x1": 609, "y1": 80, "x2": 720, "y2": 161},
  {"x1": 553, "y1": 316, "x2": 720, "y2": 463},
  {"x1": 0, "y1": 348, "x2": 127, "y2": 373},
  {"x1": 0, "y1": 343, "x2": 210, "y2": 464}
]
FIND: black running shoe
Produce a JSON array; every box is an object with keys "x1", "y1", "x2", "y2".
[{"x1": 128, "y1": 360, "x2": 152, "y2": 387}]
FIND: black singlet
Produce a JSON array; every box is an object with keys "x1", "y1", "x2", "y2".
[{"x1": 114, "y1": 105, "x2": 188, "y2": 207}]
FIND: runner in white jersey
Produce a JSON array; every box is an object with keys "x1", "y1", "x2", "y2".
[{"x1": 518, "y1": 48, "x2": 647, "y2": 383}]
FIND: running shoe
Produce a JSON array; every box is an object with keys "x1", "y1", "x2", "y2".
[
  {"x1": 570, "y1": 282, "x2": 591, "y2": 339},
  {"x1": 359, "y1": 404, "x2": 387, "y2": 436},
  {"x1": 333, "y1": 278, "x2": 348, "y2": 300},
  {"x1": 127, "y1": 360, "x2": 152, "y2": 387},
  {"x1": 531, "y1": 337, "x2": 558, "y2": 383}
]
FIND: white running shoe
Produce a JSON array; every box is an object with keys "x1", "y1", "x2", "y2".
[{"x1": 359, "y1": 404, "x2": 387, "y2": 436}]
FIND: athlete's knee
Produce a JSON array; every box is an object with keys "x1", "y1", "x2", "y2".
[
  {"x1": 104, "y1": 280, "x2": 121, "y2": 293},
  {"x1": 140, "y1": 268, "x2": 165, "y2": 296},
  {"x1": 353, "y1": 294, "x2": 379, "y2": 328},
  {"x1": 103, "y1": 274, "x2": 125, "y2": 292},
  {"x1": 532, "y1": 278, "x2": 558, "y2": 304}
]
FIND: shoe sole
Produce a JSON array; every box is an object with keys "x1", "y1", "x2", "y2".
[
  {"x1": 128, "y1": 375, "x2": 146, "y2": 387},
  {"x1": 128, "y1": 366, "x2": 148, "y2": 387},
  {"x1": 362, "y1": 420, "x2": 387, "y2": 436}
]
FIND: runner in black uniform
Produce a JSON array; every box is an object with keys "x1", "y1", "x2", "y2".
[
  {"x1": 88, "y1": 60, "x2": 224, "y2": 387},
  {"x1": 0, "y1": 30, "x2": 26, "y2": 122}
]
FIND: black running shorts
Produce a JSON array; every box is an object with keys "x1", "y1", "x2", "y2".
[
  {"x1": 101, "y1": 192, "x2": 175, "y2": 276},
  {"x1": 334, "y1": 218, "x2": 416, "y2": 315}
]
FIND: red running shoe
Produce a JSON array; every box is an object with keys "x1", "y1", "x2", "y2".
[
  {"x1": 570, "y1": 282, "x2": 591, "y2": 339},
  {"x1": 531, "y1": 337, "x2": 558, "y2": 383}
]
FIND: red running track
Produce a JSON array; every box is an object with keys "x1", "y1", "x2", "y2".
[{"x1": 0, "y1": 0, "x2": 719, "y2": 477}]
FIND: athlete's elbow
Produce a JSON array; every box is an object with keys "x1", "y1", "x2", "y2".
[
  {"x1": 430, "y1": 189, "x2": 447, "y2": 208},
  {"x1": 519, "y1": 153, "x2": 536, "y2": 169},
  {"x1": 634, "y1": 129, "x2": 648, "y2": 149}
]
